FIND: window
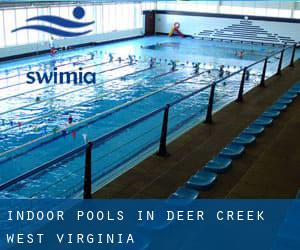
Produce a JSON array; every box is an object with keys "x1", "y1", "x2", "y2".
[
  {"x1": 15, "y1": 8, "x2": 28, "y2": 45},
  {"x1": 96, "y1": 5, "x2": 103, "y2": 33},
  {"x1": 26, "y1": 8, "x2": 39, "y2": 43},
  {"x1": 127, "y1": 4, "x2": 135, "y2": 30},
  {"x1": 278, "y1": 9, "x2": 292, "y2": 18},
  {"x1": 37, "y1": 7, "x2": 50, "y2": 42},
  {"x1": 116, "y1": 5, "x2": 124, "y2": 31},
  {"x1": 0, "y1": 10, "x2": 4, "y2": 48},
  {"x1": 3, "y1": 9, "x2": 17, "y2": 46},
  {"x1": 102, "y1": 4, "x2": 110, "y2": 33},
  {"x1": 294, "y1": 10, "x2": 300, "y2": 19},
  {"x1": 255, "y1": 8, "x2": 267, "y2": 16},
  {"x1": 135, "y1": 3, "x2": 143, "y2": 29}
]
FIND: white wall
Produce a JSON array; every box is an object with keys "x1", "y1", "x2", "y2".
[
  {"x1": 157, "y1": 1, "x2": 300, "y2": 18},
  {"x1": 0, "y1": 28, "x2": 143, "y2": 59},
  {"x1": 155, "y1": 13, "x2": 300, "y2": 44}
]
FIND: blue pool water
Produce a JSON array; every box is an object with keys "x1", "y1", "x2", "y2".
[{"x1": 0, "y1": 36, "x2": 297, "y2": 198}]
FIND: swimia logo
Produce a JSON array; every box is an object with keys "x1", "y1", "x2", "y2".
[
  {"x1": 12, "y1": 6, "x2": 94, "y2": 37},
  {"x1": 26, "y1": 67, "x2": 96, "y2": 85}
]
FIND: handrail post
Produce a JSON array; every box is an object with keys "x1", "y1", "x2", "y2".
[
  {"x1": 236, "y1": 67, "x2": 247, "y2": 103},
  {"x1": 289, "y1": 43, "x2": 296, "y2": 67},
  {"x1": 260, "y1": 57, "x2": 268, "y2": 88},
  {"x1": 204, "y1": 82, "x2": 216, "y2": 124},
  {"x1": 157, "y1": 104, "x2": 170, "y2": 157},
  {"x1": 84, "y1": 141, "x2": 93, "y2": 199},
  {"x1": 276, "y1": 49, "x2": 284, "y2": 76}
]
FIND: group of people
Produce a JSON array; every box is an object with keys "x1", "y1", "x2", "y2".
[{"x1": 48, "y1": 35, "x2": 251, "y2": 86}]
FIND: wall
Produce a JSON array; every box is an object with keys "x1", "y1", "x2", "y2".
[
  {"x1": 0, "y1": 1, "x2": 156, "y2": 59},
  {"x1": 0, "y1": 29, "x2": 143, "y2": 59},
  {"x1": 155, "y1": 11, "x2": 300, "y2": 45},
  {"x1": 157, "y1": 1, "x2": 300, "y2": 19}
]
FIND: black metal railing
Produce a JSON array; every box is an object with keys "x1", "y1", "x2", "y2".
[{"x1": 84, "y1": 43, "x2": 299, "y2": 198}]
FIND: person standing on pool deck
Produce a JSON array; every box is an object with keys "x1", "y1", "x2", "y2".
[
  {"x1": 194, "y1": 63, "x2": 200, "y2": 74},
  {"x1": 219, "y1": 65, "x2": 225, "y2": 78},
  {"x1": 49, "y1": 36, "x2": 57, "y2": 56},
  {"x1": 149, "y1": 57, "x2": 155, "y2": 68},
  {"x1": 171, "y1": 61, "x2": 176, "y2": 71},
  {"x1": 89, "y1": 52, "x2": 95, "y2": 60},
  {"x1": 68, "y1": 114, "x2": 73, "y2": 124},
  {"x1": 109, "y1": 53, "x2": 113, "y2": 62},
  {"x1": 128, "y1": 55, "x2": 134, "y2": 65}
]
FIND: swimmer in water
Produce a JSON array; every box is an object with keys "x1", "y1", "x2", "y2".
[
  {"x1": 36, "y1": 96, "x2": 41, "y2": 102},
  {"x1": 239, "y1": 50, "x2": 245, "y2": 59},
  {"x1": 68, "y1": 114, "x2": 73, "y2": 124},
  {"x1": 118, "y1": 57, "x2": 122, "y2": 63}
]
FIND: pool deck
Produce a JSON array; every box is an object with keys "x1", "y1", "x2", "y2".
[{"x1": 93, "y1": 60, "x2": 300, "y2": 199}]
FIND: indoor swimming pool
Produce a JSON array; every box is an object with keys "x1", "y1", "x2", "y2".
[{"x1": 0, "y1": 36, "x2": 297, "y2": 198}]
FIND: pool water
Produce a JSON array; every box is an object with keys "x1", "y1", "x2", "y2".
[{"x1": 0, "y1": 36, "x2": 297, "y2": 198}]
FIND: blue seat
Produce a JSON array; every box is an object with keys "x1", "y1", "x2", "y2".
[
  {"x1": 268, "y1": 103, "x2": 287, "y2": 112},
  {"x1": 233, "y1": 133, "x2": 256, "y2": 145},
  {"x1": 170, "y1": 186, "x2": 199, "y2": 200},
  {"x1": 204, "y1": 156, "x2": 232, "y2": 173},
  {"x1": 252, "y1": 117, "x2": 273, "y2": 126},
  {"x1": 186, "y1": 170, "x2": 217, "y2": 190},
  {"x1": 243, "y1": 124, "x2": 264, "y2": 136},
  {"x1": 276, "y1": 98, "x2": 293, "y2": 105},
  {"x1": 288, "y1": 88, "x2": 300, "y2": 95},
  {"x1": 262, "y1": 110, "x2": 281, "y2": 119},
  {"x1": 291, "y1": 85, "x2": 300, "y2": 91},
  {"x1": 219, "y1": 143, "x2": 245, "y2": 159},
  {"x1": 166, "y1": 196, "x2": 196, "y2": 207},
  {"x1": 281, "y1": 92, "x2": 297, "y2": 99}
]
